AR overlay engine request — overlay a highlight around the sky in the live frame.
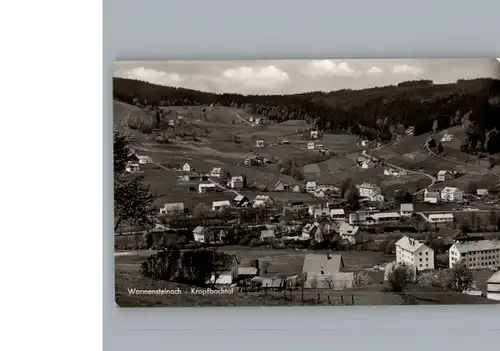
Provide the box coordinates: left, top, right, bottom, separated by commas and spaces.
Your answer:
114, 58, 500, 95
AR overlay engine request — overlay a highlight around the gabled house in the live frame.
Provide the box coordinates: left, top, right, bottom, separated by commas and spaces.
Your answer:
273, 181, 289, 192
396, 236, 435, 272
125, 162, 140, 173
310, 130, 319, 139
182, 162, 191, 172
253, 195, 274, 208
260, 227, 276, 241
198, 183, 217, 193
306, 181, 317, 192
424, 189, 440, 203
437, 170, 454, 182
210, 167, 226, 178
212, 200, 231, 211
136, 155, 153, 164
193, 226, 208, 243
330, 208, 346, 222
307, 142, 315, 150
159, 202, 185, 215
337, 222, 360, 244
233, 194, 250, 207
229, 176, 244, 189
440, 187, 464, 202
400, 203, 414, 217
357, 183, 382, 199
256, 140, 265, 148
302, 222, 324, 242
292, 184, 304, 192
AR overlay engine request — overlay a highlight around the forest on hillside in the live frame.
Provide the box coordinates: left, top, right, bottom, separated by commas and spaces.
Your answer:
113, 77, 500, 154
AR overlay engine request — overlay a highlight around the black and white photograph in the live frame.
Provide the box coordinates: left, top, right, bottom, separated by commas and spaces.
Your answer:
113, 58, 500, 307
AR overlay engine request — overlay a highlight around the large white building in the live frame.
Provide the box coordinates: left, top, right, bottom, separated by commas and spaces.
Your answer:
395, 236, 435, 272
428, 213, 454, 223
486, 271, 500, 301
449, 240, 500, 269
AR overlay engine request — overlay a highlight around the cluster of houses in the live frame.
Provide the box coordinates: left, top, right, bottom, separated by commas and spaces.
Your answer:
124, 152, 153, 173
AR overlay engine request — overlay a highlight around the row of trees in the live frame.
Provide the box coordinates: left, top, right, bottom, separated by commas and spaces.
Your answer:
114, 77, 500, 153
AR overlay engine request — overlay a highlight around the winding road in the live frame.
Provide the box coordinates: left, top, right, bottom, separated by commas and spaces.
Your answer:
425, 137, 500, 183
362, 147, 436, 195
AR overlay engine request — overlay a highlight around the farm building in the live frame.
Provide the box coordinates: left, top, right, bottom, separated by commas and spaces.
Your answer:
310, 130, 319, 139
229, 176, 244, 189
440, 187, 464, 202
136, 155, 153, 164
400, 203, 414, 217
182, 162, 191, 172
313, 208, 330, 219
307, 142, 315, 150
306, 181, 317, 192
486, 271, 500, 301
198, 183, 217, 193
337, 222, 359, 244
428, 213, 454, 223
255, 140, 265, 148
208, 256, 239, 285
125, 162, 140, 173
253, 195, 274, 208
396, 236, 435, 272
212, 200, 231, 211
159, 202, 185, 215
302, 253, 353, 289
292, 184, 304, 192
449, 239, 500, 269
424, 189, 440, 203
237, 266, 259, 279
437, 170, 454, 182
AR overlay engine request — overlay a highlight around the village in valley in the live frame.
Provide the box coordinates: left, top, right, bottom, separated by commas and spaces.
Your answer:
113, 62, 500, 307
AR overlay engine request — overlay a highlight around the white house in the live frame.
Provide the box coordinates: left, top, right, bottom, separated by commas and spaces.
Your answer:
361, 140, 370, 147
253, 195, 274, 208
424, 189, 440, 203
437, 170, 454, 182
210, 167, 225, 178
449, 239, 500, 269
396, 236, 435, 272
256, 140, 265, 148
301, 223, 324, 242
330, 209, 346, 222
198, 183, 217, 193
260, 227, 276, 241
400, 203, 414, 217
212, 200, 231, 211
307, 142, 315, 150
428, 213, 454, 223
338, 222, 359, 244
477, 188, 489, 196
193, 226, 208, 243
182, 162, 191, 172
229, 176, 244, 189
440, 134, 454, 143
305, 181, 317, 192
440, 187, 464, 202
125, 162, 140, 173
136, 155, 153, 164
361, 160, 371, 169
310, 130, 319, 139
302, 253, 353, 289
159, 202, 184, 215
486, 271, 500, 301
357, 183, 382, 199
